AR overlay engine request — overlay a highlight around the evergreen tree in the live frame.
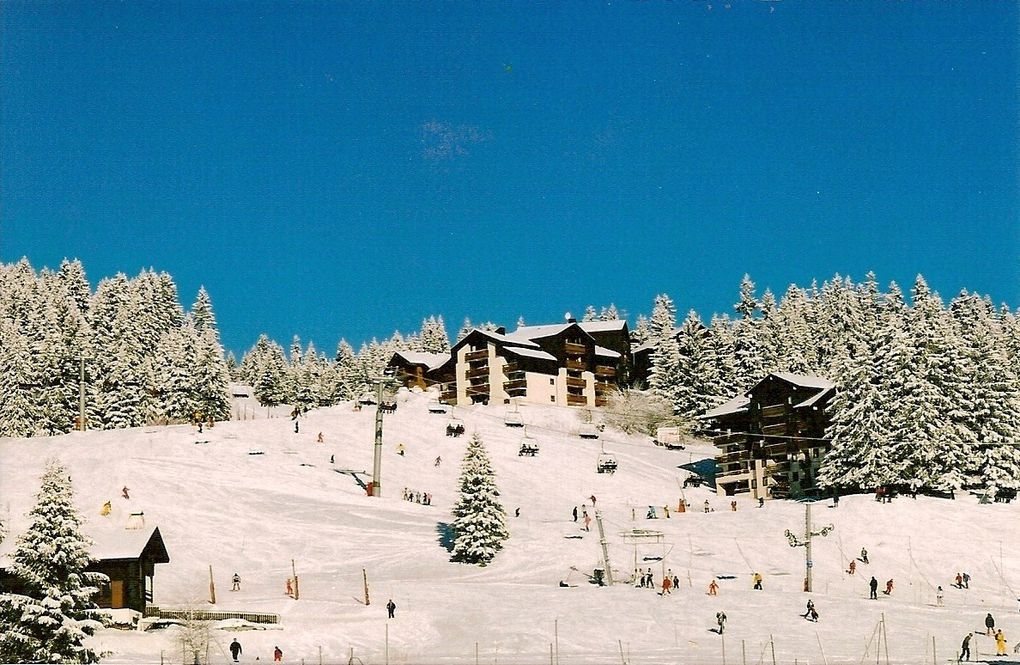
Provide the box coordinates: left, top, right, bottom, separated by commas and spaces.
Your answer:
0, 460, 105, 663
0, 319, 38, 437
457, 317, 473, 342
599, 304, 620, 321
648, 294, 676, 344
450, 433, 509, 566
671, 310, 720, 418
582, 305, 598, 322
419, 316, 451, 354
333, 339, 359, 402
190, 286, 219, 341
631, 314, 650, 346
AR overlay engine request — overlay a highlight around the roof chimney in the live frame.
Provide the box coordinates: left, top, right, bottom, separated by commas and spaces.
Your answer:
495, 326, 506, 335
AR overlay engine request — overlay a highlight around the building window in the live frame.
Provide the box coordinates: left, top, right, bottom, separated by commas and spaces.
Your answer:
751, 479, 757, 489
549, 378, 555, 385
550, 395, 556, 402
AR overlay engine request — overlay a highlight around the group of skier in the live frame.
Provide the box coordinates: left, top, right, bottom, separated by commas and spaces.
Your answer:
227, 640, 281, 663
402, 487, 432, 505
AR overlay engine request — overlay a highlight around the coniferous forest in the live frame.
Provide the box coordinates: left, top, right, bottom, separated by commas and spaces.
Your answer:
2, 258, 1018, 492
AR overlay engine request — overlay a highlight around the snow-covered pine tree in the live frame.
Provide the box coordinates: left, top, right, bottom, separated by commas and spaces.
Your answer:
631, 314, 650, 346
706, 314, 738, 400
419, 316, 451, 354
648, 294, 676, 344
0, 318, 38, 437
599, 304, 620, 321
949, 292, 1020, 491
333, 339, 358, 402
582, 305, 598, 322
57, 259, 91, 315
0, 460, 105, 664
189, 286, 219, 342
192, 327, 231, 421
252, 338, 289, 407
731, 276, 764, 392
671, 310, 720, 418
450, 433, 509, 566
457, 317, 473, 342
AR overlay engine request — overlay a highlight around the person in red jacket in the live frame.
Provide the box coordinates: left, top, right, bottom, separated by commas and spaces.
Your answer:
274, 646, 283, 661
661, 575, 672, 595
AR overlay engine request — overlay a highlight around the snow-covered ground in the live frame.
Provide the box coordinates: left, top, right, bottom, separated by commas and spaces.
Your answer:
1, 389, 1018, 664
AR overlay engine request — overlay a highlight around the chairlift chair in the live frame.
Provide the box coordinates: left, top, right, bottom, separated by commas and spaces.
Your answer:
446, 418, 466, 437
579, 423, 600, 439
518, 430, 540, 457
427, 399, 448, 414
597, 452, 618, 474
504, 410, 524, 427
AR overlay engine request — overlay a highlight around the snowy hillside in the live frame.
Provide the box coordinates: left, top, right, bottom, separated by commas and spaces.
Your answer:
1, 390, 1018, 665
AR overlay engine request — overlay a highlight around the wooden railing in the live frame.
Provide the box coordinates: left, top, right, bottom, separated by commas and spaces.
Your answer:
760, 404, 787, 419
594, 396, 608, 407
503, 379, 527, 391
465, 366, 489, 379
594, 381, 613, 394
594, 365, 616, 377
565, 359, 586, 371
464, 349, 488, 362
144, 607, 279, 624
566, 394, 588, 407
440, 391, 457, 403
502, 363, 519, 374
565, 376, 586, 389
465, 384, 489, 395
761, 422, 787, 436
563, 342, 587, 355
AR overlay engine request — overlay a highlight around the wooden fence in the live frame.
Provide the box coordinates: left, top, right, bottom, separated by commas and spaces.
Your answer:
143, 606, 279, 624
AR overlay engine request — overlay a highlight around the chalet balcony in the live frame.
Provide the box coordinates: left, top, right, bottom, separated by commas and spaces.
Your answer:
565, 359, 586, 371
440, 390, 457, 403
503, 379, 527, 391
566, 394, 588, 407
465, 384, 490, 396
464, 349, 488, 362
594, 396, 608, 407
760, 404, 787, 419
563, 342, 587, 356
594, 365, 616, 378
502, 363, 519, 375
761, 422, 788, 436
465, 366, 490, 379
565, 376, 586, 389
717, 451, 750, 466
594, 381, 613, 394
710, 433, 747, 447
506, 386, 527, 397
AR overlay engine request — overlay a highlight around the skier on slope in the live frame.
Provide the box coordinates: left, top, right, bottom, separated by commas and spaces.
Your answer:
802, 599, 815, 619
716, 611, 727, 634
869, 576, 878, 600
387, 598, 396, 619
708, 579, 719, 596
231, 573, 241, 591
985, 612, 995, 636
860, 547, 869, 564
229, 639, 242, 662
848, 560, 856, 575
274, 646, 283, 662
661, 575, 672, 595
884, 579, 894, 595
752, 572, 763, 590
995, 629, 1008, 656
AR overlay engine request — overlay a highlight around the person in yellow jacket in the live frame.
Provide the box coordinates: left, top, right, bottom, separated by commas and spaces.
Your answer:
100, 501, 112, 517
752, 572, 763, 590
996, 629, 1008, 656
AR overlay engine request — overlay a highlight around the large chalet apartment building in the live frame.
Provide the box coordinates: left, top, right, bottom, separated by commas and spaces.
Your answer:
698, 372, 834, 500
389, 319, 630, 409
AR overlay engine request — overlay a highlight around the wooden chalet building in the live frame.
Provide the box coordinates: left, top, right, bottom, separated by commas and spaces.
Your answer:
390, 319, 630, 408
0, 525, 170, 614
698, 373, 834, 500
388, 350, 454, 390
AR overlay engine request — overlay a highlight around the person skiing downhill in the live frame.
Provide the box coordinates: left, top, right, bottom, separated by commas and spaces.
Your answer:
752, 572, 763, 590
936, 585, 944, 607
716, 611, 727, 634
802, 599, 815, 619
229, 639, 242, 662
661, 575, 672, 595
959, 633, 972, 661
956, 572, 964, 588
709, 580, 719, 596
848, 560, 856, 575
122, 486, 130, 500
962, 572, 970, 588
231, 573, 241, 591
860, 547, 869, 564
884, 579, 894, 595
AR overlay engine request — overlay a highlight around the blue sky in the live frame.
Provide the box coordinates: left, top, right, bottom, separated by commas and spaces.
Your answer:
2, 1, 1017, 356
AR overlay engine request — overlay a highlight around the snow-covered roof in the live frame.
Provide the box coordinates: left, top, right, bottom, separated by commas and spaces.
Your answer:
89, 525, 169, 562
767, 373, 834, 391
0, 526, 169, 569
593, 345, 620, 359
578, 320, 628, 333
504, 323, 576, 342
464, 328, 541, 349
795, 386, 835, 409
504, 347, 557, 362
698, 395, 750, 419
391, 350, 450, 371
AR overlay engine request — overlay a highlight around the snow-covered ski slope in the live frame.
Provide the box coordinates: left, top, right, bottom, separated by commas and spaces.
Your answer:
1, 389, 1018, 664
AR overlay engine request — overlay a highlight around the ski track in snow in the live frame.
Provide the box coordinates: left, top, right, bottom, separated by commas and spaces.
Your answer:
1, 390, 1018, 664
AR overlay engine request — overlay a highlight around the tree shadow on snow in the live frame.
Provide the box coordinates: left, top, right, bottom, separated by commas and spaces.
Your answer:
436, 522, 455, 553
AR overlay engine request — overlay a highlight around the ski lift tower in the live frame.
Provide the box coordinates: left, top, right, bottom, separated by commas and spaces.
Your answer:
784, 500, 833, 592
370, 371, 397, 497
